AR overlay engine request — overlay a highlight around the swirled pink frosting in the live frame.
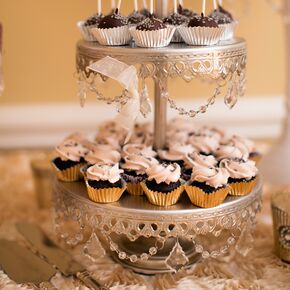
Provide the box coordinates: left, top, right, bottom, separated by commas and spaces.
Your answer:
198, 126, 226, 141
55, 138, 89, 162
191, 165, 230, 189
215, 144, 249, 161
158, 144, 194, 161
220, 159, 258, 180
122, 144, 157, 158
188, 135, 220, 154
229, 135, 255, 153
146, 163, 181, 185
85, 144, 121, 165
166, 130, 189, 146
86, 163, 123, 183
122, 154, 158, 175
95, 135, 121, 150
185, 152, 217, 169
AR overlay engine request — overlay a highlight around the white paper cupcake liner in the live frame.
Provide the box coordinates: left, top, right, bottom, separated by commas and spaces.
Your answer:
129, 26, 176, 48
178, 26, 225, 46
91, 26, 132, 46
219, 21, 238, 41
77, 21, 98, 42
171, 28, 184, 43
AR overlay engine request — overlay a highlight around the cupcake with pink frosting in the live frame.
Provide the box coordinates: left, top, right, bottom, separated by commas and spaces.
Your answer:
121, 143, 157, 159
52, 136, 89, 182
121, 154, 158, 196
85, 163, 126, 203
142, 162, 183, 207
184, 164, 230, 208
183, 152, 218, 181
220, 159, 258, 196
215, 143, 249, 161
187, 134, 220, 155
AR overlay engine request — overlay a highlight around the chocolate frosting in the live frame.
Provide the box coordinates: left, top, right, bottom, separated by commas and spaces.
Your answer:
98, 9, 128, 29
188, 14, 218, 28
163, 13, 188, 26
128, 11, 146, 24
136, 16, 167, 31
84, 14, 103, 26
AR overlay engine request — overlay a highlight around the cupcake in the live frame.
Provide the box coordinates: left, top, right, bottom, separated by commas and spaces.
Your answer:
163, 12, 188, 42
230, 135, 262, 163
129, 15, 176, 48
91, 9, 131, 46
158, 143, 194, 166
215, 144, 249, 161
166, 130, 189, 147
220, 159, 258, 196
85, 144, 121, 166
177, 4, 197, 18
122, 143, 157, 158
209, 8, 237, 40
77, 14, 103, 42
121, 154, 158, 195
183, 152, 217, 181
187, 134, 220, 155
85, 163, 126, 203
184, 165, 230, 208
128, 11, 146, 25
178, 13, 225, 46
142, 163, 183, 207
52, 137, 89, 182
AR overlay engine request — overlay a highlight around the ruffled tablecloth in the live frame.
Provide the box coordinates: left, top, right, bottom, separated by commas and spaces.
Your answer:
0, 150, 290, 290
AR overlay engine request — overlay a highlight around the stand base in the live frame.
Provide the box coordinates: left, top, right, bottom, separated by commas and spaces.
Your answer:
111, 237, 200, 274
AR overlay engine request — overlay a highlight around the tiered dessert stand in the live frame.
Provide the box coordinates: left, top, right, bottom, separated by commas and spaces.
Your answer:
53, 4, 263, 274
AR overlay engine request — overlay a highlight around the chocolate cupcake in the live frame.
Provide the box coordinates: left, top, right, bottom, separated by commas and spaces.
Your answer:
142, 163, 183, 207
85, 163, 126, 203
129, 15, 176, 47
220, 159, 258, 196
183, 152, 217, 181
91, 9, 131, 46
128, 11, 146, 25
184, 165, 230, 208
215, 144, 249, 162
158, 143, 194, 166
77, 14, 103, 42
210, 8, 237, 40
177, 4, 197, 18
163, 12, 188, 42
51, 137, 89, 182
178, 13, 225, 46
121, 154, 158, 195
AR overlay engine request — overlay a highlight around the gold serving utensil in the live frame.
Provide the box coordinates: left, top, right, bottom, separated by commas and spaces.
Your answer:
16, 222, 109, 290
0, 239, 57, 288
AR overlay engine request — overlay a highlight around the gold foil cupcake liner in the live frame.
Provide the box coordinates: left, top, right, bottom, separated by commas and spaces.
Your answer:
77, 21, 98, 42
184, 185, 230, 208
126, 182, 144, 196
91, 26, 132, 46
249, 154, 262, 164
51, 162, 84, 182
229, 177, 257, 196
178, 26, 225, 46
141, 182, 183, 207
129, 26, 176, 48
85, 179, 126, 203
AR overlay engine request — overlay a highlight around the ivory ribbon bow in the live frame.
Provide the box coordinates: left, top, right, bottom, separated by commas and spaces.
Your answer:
88, 56, 151, 142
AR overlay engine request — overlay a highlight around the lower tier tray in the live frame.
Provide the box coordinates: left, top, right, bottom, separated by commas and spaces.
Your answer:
53, 178, 263, 274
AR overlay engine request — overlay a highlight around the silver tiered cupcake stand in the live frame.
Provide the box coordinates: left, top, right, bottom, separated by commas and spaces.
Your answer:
53, 35, 263, 273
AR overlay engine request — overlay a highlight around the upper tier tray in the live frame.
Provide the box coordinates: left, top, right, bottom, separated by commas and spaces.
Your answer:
76, 38, 246, 81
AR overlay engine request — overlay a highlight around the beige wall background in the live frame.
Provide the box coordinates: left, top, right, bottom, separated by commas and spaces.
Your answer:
0, 0, 286, 105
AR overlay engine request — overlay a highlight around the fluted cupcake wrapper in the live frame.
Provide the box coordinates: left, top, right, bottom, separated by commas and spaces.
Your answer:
85, 179, 126, 203
229, 177, 257, 196
178, 26, 225, 46
77, 21, 98, 42
141, 182, 183, 207
184, 185, 230, 208
129, 26, 176, 48
171, 28, 184, 43
219, 21, 238, 41
126, 182, 144, 196
51, 162, 85, 182
249, 155, 262, 164
91, 26, 132, 46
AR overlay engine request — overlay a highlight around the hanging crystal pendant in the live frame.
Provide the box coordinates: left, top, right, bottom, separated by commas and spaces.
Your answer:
224, 78, 238, 109
165, 240, 189, 273
235, 222, 255, 257
83, 232, 106, 262
139, 82, 152, 117
77, 78, 90, 107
